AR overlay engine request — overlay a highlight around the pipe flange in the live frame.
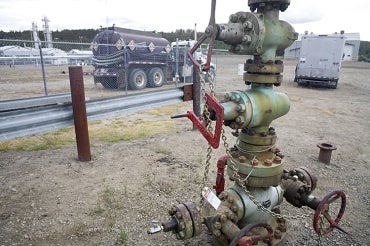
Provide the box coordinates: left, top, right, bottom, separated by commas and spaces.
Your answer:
166, 202, 202, 240
248, 0, 291, 12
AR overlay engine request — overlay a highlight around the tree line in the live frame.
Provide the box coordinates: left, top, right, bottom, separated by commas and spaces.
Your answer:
1, 28, 369, 61
359, 41, 370, 62
0, 28, 228, 50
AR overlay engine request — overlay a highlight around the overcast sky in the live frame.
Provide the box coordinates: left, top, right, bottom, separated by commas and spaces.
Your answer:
0, 0, 368, 41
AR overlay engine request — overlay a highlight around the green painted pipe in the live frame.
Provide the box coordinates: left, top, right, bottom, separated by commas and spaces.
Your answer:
222, 84, 290, 132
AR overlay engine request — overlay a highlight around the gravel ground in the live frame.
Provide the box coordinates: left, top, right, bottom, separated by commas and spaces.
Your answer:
0, 56, 369, 245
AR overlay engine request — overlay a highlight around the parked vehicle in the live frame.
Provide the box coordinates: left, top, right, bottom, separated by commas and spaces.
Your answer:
91, 26, 215, 90
294, 34, 346, 89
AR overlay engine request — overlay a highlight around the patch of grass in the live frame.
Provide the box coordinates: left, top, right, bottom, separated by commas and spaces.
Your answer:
88, 204, 105, 216
117, 227, 128, 245
0, 107, 184, 151
90, 119, 177, 143
145, 102, 189, 117
154, 147, 171, 155
0, 127, 75, 151
108, 217, 117, 228
101, 180, 115, 207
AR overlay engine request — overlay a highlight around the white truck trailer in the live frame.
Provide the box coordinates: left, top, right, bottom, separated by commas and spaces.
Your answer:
294, 34, 346, 89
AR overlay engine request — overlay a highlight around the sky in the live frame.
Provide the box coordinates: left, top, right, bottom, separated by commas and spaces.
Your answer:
0, 0, 369, 41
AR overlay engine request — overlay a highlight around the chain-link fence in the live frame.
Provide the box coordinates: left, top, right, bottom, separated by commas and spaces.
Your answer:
0, 38, 223, 101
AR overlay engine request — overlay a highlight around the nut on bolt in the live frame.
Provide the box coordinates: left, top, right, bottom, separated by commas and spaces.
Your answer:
168, 206, 177, 215
264, 159, 272, 166
213, 221, 222, 230
274, 229, 282, 239
273, 156, 282, 164
238, 155, 247, 163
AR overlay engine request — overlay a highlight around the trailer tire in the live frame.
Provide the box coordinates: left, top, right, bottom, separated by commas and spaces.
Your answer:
331, 81, 338, 89
129, 69, 147, 90
99, 77, 118, 89
148, 67, 165, 88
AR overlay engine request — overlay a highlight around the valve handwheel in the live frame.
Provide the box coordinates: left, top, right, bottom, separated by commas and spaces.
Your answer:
313, 190, 347, 235
229, 222, 274, 246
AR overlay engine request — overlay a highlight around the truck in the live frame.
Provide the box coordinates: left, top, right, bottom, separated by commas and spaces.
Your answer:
91, 26, 215, 90
294, 34, 346, 89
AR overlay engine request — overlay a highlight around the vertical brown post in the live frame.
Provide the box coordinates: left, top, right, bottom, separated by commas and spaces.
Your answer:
192, 65, 201, 130
69, 66, 91, 161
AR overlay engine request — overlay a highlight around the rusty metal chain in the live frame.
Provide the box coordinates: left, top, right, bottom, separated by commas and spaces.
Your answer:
220, 120, 312, 221
231, 159, 311, 220
197, 66, 312, 220
192, 67, 217, 208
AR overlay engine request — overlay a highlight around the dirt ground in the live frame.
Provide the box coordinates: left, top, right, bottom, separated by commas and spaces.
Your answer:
0, 56, 369, 246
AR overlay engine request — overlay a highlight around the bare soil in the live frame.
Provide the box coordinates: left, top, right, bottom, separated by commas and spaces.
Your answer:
0, 56, 369, 245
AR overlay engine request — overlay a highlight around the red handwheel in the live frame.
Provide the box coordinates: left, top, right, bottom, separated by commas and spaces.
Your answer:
313, 190, 347, 235
229, 222, 274, 246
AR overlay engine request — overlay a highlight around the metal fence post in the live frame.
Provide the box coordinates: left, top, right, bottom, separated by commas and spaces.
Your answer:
192, 63, 201, 130
38, 40, 48, 96
69, 66, 91, 162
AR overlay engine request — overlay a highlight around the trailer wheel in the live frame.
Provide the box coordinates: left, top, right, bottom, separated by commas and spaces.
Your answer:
129, 69, 147, 90
148, 67, 165, 87
99, 77, 118, 89
330, 80, 338, 89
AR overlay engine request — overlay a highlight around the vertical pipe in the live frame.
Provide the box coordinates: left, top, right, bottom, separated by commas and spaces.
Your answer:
175, 38, 179, 86
38, 41, 48, 96
192, 64, 201, 130
69, 66, 91, 162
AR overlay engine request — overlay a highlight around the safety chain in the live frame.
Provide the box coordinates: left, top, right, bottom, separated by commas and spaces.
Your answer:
220, 113, 311, 221
196, 66, 312, 221
227, 144, 312, 220
194, 67, 216, 208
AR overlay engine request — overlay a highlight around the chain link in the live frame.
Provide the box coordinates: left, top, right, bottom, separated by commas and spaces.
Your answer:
196, 67, 311, 221
218, 97, 311, 221
192, 67, 216, 208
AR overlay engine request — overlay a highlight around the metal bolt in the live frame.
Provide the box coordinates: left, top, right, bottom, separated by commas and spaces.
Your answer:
214, 230, 221, 237
168, 206, 177, 215
235, 116, 245, 124
230, 14, 238, 23
274, 229, 282, 239
273, 156, 282, 164
228, 197, 234, 203
278, 222, 287, 232
219, 191, 228, 200
220, 214, 227, 223
230, 122, 237, 130
213, 221, 222, 230
231, 94, 240, 102
276, 152, 285, 158
244, 21, 253, 30
252, 159, 259, 166
238, 156, 247, 163
178, 230, 185, 239
224, 93, 231, 101
175, 211, 182, 219
264, 159, 272, 166
231, 205, 238, 213
230, 214, 238, 222
231, 150, 239, 158
242, 35, 252, 44
236, 104, 246, 112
